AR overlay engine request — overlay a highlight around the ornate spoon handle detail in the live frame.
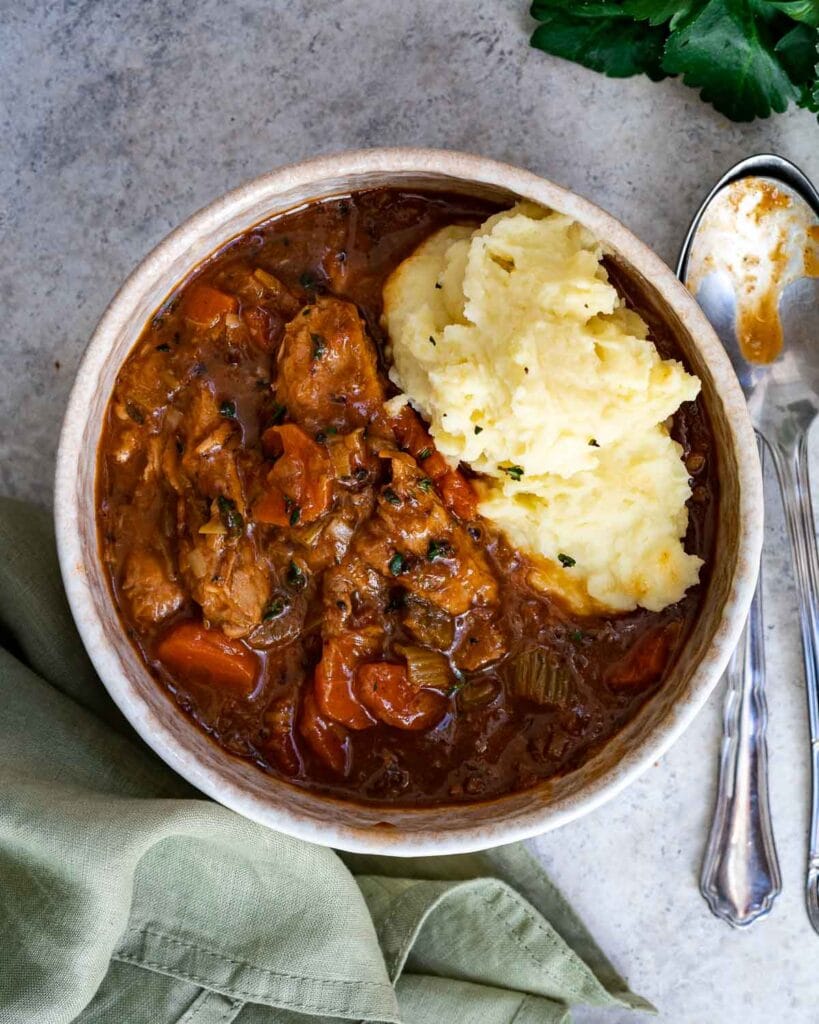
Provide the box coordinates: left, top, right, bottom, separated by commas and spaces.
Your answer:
769, 428, 819, 933
700, 434, 781, 926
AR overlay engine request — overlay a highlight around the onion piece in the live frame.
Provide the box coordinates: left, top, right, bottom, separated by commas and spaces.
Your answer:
187, 548, 208, 579
195, 421, 233, 456
394, 643, 452, 692
198, 499, 228, 536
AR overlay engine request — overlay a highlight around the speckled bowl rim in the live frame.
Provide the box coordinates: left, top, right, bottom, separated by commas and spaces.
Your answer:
55, 148, 762, 855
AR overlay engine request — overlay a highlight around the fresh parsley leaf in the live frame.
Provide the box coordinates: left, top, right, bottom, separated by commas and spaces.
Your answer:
558, 552, 576, 568
768, 0, 819, 27
661, 0, 800, 120
530, 3, 669, 79
775, 21, 819, 106
531, 0, 625, 14
529, 0, 819, 121
623, 0, 697, 25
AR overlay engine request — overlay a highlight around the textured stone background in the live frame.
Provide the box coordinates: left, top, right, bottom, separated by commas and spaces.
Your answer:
3, 2, 819, 1020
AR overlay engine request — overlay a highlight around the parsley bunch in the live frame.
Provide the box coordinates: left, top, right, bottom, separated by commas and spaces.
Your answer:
530, 0, 819, 121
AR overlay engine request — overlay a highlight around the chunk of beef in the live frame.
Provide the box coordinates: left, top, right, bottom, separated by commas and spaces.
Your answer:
358, 459, 498, 616
163, 380, 270, 638
275, 297, 384, 434
178, 529, 270, 639
120, 548, 185, 629
453, 608, 508, 671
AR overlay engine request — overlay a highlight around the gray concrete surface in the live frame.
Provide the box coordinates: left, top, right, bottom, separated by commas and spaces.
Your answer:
3, 2, 819, 1021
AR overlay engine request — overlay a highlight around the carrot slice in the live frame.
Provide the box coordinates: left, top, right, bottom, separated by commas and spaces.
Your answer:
607, 624, 680, 688
357, 662, 448, 731
254, 424, 333, 526
389, 406, 448, 480
181, 284, 238, 327
300, 690, 350, 774
314, 635, 377, 730
253, 488, 289, 526
438, 470, 478, 521
156, 621, 258, 696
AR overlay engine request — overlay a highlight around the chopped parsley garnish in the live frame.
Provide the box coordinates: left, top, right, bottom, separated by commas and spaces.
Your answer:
299, 271, 317, 290
263, 596, 290, 620
383, 487, 401, 506
427, 539, 454, 561
428, 335, 437, 346
417, 447, 432, 461
219, 400, 237, 419
418, 477, 433, 493
389, 552, 408, 576
500, 464, 524, 481
286, 561, 306, 589
289, 504, 301, 526
558, 553, 576, 569
570, 629, 585, 643
269, 403, 287, 425
155, 343, 171, 352
217, 495, 244, 536
474, 425, 483, 435
310, 333, 326, 359
589, 438, 600, 447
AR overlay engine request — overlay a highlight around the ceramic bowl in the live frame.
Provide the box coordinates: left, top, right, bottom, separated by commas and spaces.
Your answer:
54, 148, 762, 854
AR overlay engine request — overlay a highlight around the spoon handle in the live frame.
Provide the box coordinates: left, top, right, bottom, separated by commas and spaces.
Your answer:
700, 434, 781, 926
769, 430, 819, 933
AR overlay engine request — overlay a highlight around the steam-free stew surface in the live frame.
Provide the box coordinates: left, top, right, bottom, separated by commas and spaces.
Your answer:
97, 189, 717, 805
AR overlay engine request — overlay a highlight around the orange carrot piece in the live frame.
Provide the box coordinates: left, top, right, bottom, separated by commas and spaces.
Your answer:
253, 488, 289, 526
156, 621, 258, 696
607, 624, 679, 688
300, 690, 350, 775
357, 662, 447, 731
389, 406, 448, 480
314, 635, 377, 730
181, 284, 239, 326
254, 424, 333, 526
438, 470, 478, 521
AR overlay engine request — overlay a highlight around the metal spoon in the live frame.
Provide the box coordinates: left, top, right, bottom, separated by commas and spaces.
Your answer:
678, 153, 819, 929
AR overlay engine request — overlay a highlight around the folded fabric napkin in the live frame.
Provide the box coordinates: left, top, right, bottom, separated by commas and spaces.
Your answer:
0, 497, 653, 1023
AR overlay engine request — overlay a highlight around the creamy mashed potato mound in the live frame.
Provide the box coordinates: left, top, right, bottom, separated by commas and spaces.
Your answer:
382, 203, 703, 613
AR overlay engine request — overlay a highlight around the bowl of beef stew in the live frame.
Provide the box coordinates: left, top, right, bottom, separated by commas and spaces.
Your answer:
55, 149, 761, 853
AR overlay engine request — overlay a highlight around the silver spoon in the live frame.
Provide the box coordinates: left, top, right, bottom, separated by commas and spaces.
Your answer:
678, 154, 819, 929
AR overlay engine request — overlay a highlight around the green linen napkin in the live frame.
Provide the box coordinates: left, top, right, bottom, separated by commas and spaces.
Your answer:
0, 496, 653, 1024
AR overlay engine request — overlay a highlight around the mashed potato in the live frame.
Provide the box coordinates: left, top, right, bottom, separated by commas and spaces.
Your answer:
382, 203, 703, 614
